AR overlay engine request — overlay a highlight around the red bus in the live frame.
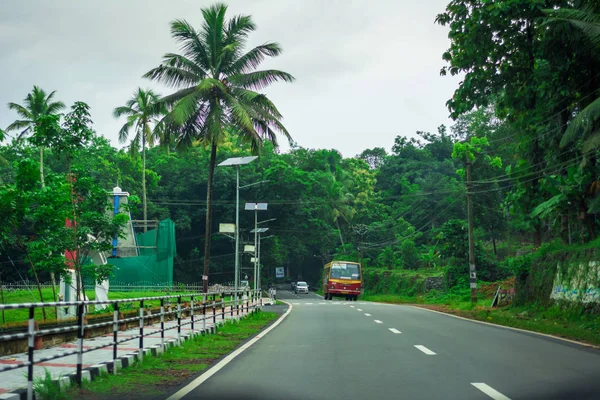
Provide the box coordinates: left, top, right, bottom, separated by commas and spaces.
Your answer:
322, 260, 362, 301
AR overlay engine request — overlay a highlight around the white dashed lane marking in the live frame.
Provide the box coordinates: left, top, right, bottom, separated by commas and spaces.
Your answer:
364, 313, 371, 316
374, 320, 383, 324
388, 328, 401, 334
350, 306, 355, 308
471, 383, 511, 400
414, 345, 436, 355
357, 309, 362, 311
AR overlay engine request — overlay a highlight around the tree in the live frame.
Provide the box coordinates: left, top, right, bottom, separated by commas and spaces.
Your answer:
0, 159, 72, 319
4, 86, 65, 186
113, 88, 165, 231
357, 147, 387, 169
144, 3, 294, 291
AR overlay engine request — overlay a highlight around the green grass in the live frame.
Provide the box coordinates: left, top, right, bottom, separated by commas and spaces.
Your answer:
66, 311, 278, 399
33, 369, 69, 400
361, 291, 600, 346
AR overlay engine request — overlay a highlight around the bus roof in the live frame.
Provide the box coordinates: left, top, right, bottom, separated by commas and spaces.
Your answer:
324, 260, 360, 266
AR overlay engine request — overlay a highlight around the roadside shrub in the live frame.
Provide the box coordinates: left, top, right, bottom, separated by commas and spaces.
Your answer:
399, 240, 420, 270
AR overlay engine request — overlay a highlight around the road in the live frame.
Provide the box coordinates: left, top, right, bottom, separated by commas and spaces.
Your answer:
177, 287, 600, 400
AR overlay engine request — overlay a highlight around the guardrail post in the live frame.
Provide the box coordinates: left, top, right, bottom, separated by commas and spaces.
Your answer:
230, 292, 234, 317
212, 297, 216, 324
76, 303, 85, 388
139, 300, 144, 361
113, 302, 119, 375
236, 292, 240, 316
202, 297, 206, 332
190, 296, 195, 337
160, 298, 165, 350
177, 296, 182, 344
27, 306, 34, 400
221, 295, 225, 321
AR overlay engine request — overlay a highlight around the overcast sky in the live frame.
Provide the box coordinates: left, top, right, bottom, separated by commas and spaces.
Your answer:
0, 0, 461, 157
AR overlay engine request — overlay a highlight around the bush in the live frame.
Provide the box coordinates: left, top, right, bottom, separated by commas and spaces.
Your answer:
400, 240, 420, 270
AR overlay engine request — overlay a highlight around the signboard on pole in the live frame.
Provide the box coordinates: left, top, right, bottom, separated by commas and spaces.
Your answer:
219, 223, 235, 233
275, 267, 284, 279
244, 245, 255, 253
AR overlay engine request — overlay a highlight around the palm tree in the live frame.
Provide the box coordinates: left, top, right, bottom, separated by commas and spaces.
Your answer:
144, 3, 294, 292
5, 86, 65, 185
113, 88, 165, 231
545, 3, 600, 153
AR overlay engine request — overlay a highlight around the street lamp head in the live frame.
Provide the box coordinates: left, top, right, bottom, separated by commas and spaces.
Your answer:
217, 156, 258, 167
244, 202, 268, 211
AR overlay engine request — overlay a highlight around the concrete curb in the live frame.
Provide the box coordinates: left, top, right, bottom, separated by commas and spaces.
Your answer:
6, 322, 231, 400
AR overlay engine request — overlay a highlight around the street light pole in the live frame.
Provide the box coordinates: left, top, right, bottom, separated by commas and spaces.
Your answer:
245, 203, 268, 297
254, 209, 258, 293
217, 156, 257, 306
234, 165, 240, 306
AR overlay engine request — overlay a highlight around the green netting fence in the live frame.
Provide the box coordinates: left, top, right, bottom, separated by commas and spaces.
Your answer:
108, 218, 175, 286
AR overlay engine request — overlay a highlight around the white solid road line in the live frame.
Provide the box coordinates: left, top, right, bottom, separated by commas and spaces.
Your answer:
365, 313, 371, 316
166, 303, 294, 400
471, 383, 511, 400
319, 302, 326, 305
388, 328, 401, 334
414, 345, 436, 355
306, 303, 313, 305
357, 308, 362, 311
374, 320, 383, 324
409, 305, 598, 349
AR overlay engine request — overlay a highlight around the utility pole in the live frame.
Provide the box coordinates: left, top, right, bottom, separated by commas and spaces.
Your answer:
466, 154, 477, 303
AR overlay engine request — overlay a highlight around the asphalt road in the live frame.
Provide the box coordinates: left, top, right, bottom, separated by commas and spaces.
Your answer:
179, 288, 600, 400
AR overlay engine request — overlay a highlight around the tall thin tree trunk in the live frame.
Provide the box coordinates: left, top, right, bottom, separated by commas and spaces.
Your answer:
335, 219, 345, 246
202, 143, 218, 293
142, 135, 148, 233
39, 146, 45, 186
25, 252, 47, 320
42, 148, 59, 315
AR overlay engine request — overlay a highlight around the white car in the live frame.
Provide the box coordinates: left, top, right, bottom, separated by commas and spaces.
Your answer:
295, 281, 309, 294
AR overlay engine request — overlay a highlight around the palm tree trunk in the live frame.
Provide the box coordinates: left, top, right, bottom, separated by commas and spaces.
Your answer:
39, 146, 45, 186
202, 142, 218, 293
335, 219, 345, 246
142, 135, 148, 233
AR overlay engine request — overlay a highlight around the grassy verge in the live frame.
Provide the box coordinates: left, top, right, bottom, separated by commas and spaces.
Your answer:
361, 291, 600, 346
65, 311, 279, 399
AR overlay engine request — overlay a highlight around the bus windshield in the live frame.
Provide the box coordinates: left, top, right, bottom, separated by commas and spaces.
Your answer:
330, 263, 360, 280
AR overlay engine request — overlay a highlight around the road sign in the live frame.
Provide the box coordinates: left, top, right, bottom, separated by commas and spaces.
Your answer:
275, 267, 284, 278
219, 223, 235, 233
244, 245, 255, 252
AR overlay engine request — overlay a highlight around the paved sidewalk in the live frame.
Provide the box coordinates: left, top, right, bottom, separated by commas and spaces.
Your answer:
0, 300, 265, 396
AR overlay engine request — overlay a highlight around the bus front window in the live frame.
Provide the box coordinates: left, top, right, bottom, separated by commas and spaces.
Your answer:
331, 263, 359, 279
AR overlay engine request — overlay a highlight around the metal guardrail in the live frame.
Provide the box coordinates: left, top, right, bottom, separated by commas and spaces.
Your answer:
0, 281, 235, 292
0, 289, 262, 400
